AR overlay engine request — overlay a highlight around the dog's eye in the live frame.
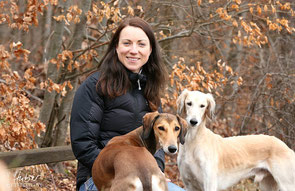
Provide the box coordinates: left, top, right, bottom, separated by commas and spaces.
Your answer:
200, 104, 205, 108
158, 126, 165, 131
187, 102, 192, 106
175, 126, 180, 131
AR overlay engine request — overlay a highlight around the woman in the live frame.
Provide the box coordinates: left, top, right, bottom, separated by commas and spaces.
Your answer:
70, 17, 185, 191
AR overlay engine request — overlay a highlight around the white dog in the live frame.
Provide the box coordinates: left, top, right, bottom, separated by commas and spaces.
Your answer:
177, 89, 295, 191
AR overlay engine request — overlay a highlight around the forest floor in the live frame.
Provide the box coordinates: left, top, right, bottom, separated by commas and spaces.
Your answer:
12, 155, 260, 191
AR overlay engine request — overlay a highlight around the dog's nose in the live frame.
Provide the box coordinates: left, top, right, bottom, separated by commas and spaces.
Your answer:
168, 145, 177, 154
190, 119, 198, 126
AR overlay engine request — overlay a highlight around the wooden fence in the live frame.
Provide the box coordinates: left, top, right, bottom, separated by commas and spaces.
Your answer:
0, 145, 75, 168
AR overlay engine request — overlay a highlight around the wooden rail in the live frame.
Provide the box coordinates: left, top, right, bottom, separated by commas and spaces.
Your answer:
0, 145, 76, 169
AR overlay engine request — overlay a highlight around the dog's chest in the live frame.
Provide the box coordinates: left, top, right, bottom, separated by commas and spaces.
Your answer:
178, 145, 204, 189
178, 141, 205, 166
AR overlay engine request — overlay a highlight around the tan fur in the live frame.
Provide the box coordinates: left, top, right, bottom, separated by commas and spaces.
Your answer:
177, 89, 295, 191
92, 111, 187, 191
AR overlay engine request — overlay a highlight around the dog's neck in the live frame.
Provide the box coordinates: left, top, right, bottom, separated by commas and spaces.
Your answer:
187, 119, 221, 146
186, 120, 208, 141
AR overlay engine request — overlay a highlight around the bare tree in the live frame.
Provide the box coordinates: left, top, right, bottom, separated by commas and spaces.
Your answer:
39, 0, 70, 147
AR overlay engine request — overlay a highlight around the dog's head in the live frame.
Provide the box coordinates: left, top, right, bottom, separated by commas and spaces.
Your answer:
177, 89, 215, 127
142, 111, 187, 155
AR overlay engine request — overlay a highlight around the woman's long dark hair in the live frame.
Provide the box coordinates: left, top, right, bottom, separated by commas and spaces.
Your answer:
97, 17, 168, 111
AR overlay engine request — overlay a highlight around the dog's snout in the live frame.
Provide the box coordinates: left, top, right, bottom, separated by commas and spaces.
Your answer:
168, 145, 178, 154
190, 119, 198, 126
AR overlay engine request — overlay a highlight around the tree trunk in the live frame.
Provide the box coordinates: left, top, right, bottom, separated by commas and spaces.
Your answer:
53, 0, 92, 147
38, 0, 69, 147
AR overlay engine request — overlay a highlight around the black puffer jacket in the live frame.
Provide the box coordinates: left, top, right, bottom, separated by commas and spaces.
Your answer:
70, 71, 165, 190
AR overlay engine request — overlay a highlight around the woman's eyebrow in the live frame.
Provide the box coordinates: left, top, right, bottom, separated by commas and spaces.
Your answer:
138, 39, 149, 42
121, 39, 149, 42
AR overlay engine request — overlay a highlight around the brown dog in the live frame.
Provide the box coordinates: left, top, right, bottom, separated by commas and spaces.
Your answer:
92, 111, 187, 191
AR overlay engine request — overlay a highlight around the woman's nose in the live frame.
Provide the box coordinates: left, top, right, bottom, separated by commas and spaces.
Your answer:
130, 44, 139, 54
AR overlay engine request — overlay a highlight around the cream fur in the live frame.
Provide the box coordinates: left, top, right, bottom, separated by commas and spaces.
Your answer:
177, 89, 295, 191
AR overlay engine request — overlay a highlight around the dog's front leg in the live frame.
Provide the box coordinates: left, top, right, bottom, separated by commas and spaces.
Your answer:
203, 180, 218, 191
202, 167, 218, 191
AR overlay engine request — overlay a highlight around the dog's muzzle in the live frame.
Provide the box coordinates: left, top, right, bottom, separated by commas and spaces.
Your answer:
189, 119, 198, 126
168, 145, 178, 154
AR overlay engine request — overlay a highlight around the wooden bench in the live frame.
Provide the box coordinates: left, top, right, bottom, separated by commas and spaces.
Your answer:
0, 145, 75, 168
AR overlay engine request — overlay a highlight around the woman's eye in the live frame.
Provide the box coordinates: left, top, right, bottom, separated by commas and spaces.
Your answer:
187, 102, 192, 106
139, 43, 146, 47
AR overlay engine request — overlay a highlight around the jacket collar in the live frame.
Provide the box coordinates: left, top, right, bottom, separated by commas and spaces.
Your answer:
127, 69, 147, 90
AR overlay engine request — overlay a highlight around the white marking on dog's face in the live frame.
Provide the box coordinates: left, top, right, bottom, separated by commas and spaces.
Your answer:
184, 91, 209, 127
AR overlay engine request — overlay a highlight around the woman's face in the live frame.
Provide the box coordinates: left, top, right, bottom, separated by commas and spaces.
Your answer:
116, 26, 152, 73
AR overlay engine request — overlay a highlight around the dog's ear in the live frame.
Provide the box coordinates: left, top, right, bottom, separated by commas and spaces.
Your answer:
177, 89, 189, 115
177, 115, 188, 145
206, 93, 216, 120
142, 111, 160, 139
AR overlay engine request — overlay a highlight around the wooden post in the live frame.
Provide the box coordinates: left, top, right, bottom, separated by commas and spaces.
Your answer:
0, 145, 76, 169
